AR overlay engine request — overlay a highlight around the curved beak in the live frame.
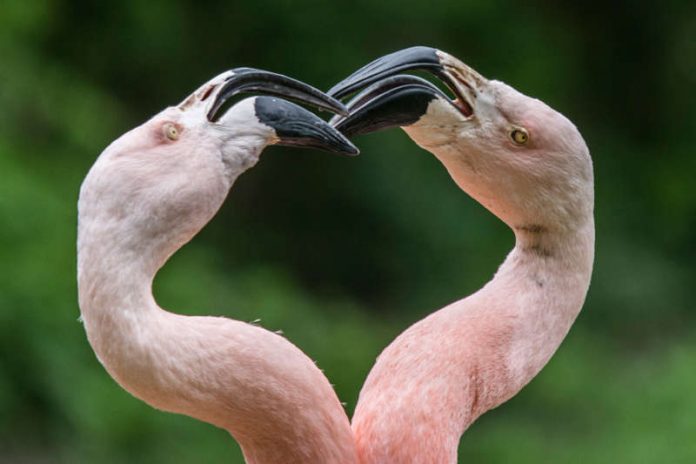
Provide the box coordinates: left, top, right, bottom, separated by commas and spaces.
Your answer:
329, 75, 451, 137
207, 68, 349, 121
254, 96, 358, 154
328, 46, 486, 137
328, 46, 449, 99
181, 67, 357, 155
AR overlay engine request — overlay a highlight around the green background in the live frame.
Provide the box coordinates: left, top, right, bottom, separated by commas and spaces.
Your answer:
1, 0, 694, 462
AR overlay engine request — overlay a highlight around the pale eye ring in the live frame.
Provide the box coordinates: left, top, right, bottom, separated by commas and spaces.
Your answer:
510, 127, 529, 145
163, 123, 180, 141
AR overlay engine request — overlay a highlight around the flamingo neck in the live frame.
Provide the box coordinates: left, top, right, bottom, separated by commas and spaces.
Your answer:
352, 213, 594, 464
77, 207, 357, 464
495, 218, 594, 392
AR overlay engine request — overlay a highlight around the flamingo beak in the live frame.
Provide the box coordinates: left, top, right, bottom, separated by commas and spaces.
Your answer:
207, 68, 349, 121
253, 95, 359, 155
327, 46, 485, 137
180, 68, 358, 155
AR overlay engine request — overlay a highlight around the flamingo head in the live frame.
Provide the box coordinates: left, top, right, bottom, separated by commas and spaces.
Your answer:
330, 47, 592, 231
78, 69, 356, 267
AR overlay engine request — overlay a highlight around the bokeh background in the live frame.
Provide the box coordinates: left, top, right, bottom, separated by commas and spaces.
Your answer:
1, 0, 694, 462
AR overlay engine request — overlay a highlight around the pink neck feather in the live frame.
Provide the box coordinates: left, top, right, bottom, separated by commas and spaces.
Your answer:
351, 216, 594, 463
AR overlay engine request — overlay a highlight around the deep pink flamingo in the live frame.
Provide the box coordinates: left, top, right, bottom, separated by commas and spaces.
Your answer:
329, 46, 594, 463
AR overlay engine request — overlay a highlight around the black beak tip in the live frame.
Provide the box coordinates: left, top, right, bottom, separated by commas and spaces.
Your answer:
330, 77, 443, 138
328, 46, 444, 99
338, 141, 360, 156
208, 67, 351, 121
255, 96, 360, 156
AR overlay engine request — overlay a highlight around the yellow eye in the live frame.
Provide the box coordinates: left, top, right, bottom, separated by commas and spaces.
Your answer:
163, 123, 180, 141
510, 128, 529, 145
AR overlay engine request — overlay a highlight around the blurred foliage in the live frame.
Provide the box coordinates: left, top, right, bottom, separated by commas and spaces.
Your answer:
0, 0, 694, 462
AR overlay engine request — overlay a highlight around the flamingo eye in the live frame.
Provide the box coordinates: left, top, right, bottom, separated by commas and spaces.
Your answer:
510, 128, 529, 145
163, 123, 180, 141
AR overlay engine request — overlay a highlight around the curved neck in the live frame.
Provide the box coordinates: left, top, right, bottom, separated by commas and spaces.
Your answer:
77, 209, 357, 464
494, 217, 594, 392
352, 213, 594, 463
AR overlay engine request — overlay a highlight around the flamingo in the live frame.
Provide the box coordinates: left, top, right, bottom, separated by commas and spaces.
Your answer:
77, 68, 361, 463
329, 46, 594, 463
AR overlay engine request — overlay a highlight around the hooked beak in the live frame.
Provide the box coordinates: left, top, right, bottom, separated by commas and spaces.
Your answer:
181, 67, 358, 155
327, 46, 487, 137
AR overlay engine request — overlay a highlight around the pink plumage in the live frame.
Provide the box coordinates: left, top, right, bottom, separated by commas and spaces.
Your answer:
77, 49, 593, 463
331, 47, 594, 463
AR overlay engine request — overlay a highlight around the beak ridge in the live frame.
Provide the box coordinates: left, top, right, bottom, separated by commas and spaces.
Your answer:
328, 46, 445, 99
208, 68, 349, 122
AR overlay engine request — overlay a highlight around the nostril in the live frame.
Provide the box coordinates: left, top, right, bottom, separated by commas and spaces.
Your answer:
200, 84, 217, 102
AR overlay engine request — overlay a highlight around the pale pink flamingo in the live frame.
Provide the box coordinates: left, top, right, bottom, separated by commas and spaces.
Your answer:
329, 46, 594, 463
77, 68, 360, 463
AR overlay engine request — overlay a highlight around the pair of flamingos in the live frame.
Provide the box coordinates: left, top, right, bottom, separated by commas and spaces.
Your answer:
77, 47, 594, 463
